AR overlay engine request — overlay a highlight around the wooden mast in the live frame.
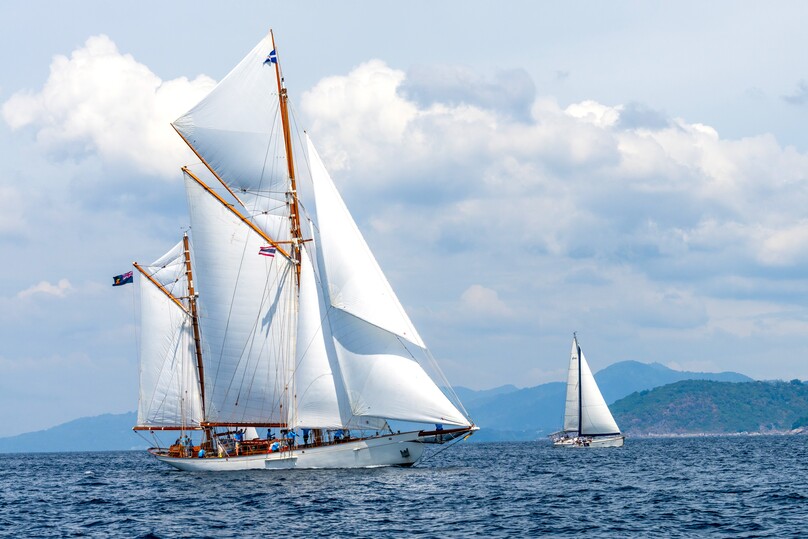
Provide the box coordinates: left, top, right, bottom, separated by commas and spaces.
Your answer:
270, 29, 303, 285
182, 233, 207, 425
269, 29, 302, 432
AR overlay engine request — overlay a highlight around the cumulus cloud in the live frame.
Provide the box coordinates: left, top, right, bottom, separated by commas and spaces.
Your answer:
616, 102, 669, 130
17, 279, 72, 299
5, 39, 808, 391
299, 57, 808, 349
2, 35, 215, 178
303, 60, 808, 268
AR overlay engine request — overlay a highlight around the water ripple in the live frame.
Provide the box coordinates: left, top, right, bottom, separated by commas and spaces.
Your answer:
1, 437, 806, 537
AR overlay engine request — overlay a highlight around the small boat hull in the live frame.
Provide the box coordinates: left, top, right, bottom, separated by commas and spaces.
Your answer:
150, 430, 429, 471
552, 434, 625, 448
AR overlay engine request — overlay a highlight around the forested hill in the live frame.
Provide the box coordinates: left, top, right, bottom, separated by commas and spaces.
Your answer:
612, 379, 808, 435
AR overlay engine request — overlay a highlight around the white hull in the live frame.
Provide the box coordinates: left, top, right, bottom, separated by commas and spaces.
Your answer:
552, 434, 625, 448
151, 431, 426, 471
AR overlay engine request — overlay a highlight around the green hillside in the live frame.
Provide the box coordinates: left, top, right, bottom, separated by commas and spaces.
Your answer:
612, 379, 808, 435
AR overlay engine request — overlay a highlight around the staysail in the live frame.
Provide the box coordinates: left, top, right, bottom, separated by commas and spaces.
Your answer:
291, 242, 347, 428
307, 135, 470, 427
136, 242, 203, 428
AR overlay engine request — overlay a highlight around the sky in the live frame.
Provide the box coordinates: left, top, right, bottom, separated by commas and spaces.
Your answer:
2, 1, 808, 435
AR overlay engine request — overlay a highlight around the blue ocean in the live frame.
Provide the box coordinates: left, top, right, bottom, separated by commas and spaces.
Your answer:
1, 436, 806, 538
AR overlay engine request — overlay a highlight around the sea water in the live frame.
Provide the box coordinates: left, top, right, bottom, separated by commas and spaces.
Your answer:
1, 436, 805, 538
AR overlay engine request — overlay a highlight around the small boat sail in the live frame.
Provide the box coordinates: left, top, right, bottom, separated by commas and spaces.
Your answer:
131, 29, 476, 471
550, 335, 624, 448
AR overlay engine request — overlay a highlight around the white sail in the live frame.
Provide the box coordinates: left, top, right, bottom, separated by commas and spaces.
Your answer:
136, 30, 479, 471
306, 135, 424, 347
328, 309, 470, 426
307, 135, 469, 427
562, 339, 580, 432
291, 243, 347, 428
184, 172, 296, 424
136, 242, 203, 427
579, 350, 621, 435
173, 34, 287, 203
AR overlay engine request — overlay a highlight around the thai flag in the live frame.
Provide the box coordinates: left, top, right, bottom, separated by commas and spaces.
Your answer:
259, 246, 276, 257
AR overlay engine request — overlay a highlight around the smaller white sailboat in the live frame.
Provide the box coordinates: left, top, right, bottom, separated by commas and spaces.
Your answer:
551, 335, 624, 448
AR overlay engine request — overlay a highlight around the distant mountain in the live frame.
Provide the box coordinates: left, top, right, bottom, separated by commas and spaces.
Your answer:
612, 379, 808, 435
0, 361, 768, 450
0, 412, 144, 453
463, 361, 752, 441
594, 360, 752, 405
453, 384, 519, 409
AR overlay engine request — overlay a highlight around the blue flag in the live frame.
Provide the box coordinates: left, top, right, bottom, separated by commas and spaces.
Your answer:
112, 271, 133, 286
263, 49, 277, 65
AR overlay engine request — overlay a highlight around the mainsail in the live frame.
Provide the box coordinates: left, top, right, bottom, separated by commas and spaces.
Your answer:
562, 337, 620, 436
184, 171, 296, 425
135, 30, 472, 444
136, 242, 203, 428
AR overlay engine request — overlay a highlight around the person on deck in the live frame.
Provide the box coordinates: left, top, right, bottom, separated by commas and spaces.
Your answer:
302, 428, 310, 446
286, 430, 297, 449
234, 429, 244, 455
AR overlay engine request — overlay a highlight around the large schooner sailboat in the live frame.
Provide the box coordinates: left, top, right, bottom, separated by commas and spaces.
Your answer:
550, 335, 624, 448
132, 30, 476, 471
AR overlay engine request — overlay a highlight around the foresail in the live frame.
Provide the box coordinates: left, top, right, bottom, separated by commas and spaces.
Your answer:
173, 34, 287, 204
291, 243, 347, 428
304, 135, 468, 426
327, 309, 470, 426
562, 339, 580, 432
137, 242, 203, 428
185, 173, 296, 425
306, 135, 425, 347
579, 351, 621, 435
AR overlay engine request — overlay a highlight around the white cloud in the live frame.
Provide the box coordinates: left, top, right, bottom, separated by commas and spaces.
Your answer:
296, 57, 808, 386
565, 100, 621, 128
17, 279, 72, 299
460, 285, 513, 318
2, 35, 215, 178
756, 221, 808, 266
